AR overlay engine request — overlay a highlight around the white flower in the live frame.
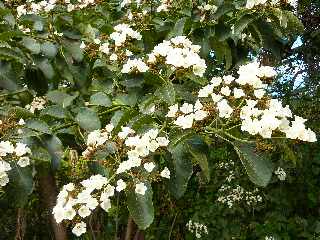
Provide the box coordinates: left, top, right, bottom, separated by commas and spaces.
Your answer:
166, 104, 179, 118
180, 103, 194, 114
100, 184, 115, 201
194, 110, 208, 121
174, 114, 194, 129
94, 38, 101, 44
53, 205, 65, 223
223, 75, 235, 84
72, 221, 87, 237
217, 99, 233, 118
116, 179, 127, 192
220, 86, 231, 96
156, 137, 169, 146
17, 156, 30, 167
144, 162, 156, 172
160, 167, 170, 179
0, 141, 15, 157
135, 182, 147, 195
198, 84, 214, 98
99, 43, 109, 54
105, 123, 114, 132
254, 89, 265, 99
63, 183, 75, 192
0, 160, 11, 172
100, 198, 111, 212
110, 53, 118, 61
274, 167, 286, 181
118, 127, 135, 139
211, 93, 223, 103
78, 205, 91, 218
18, 119, 25, 125
121, 58, 149, 73
64, 206, 76, 220
258, 66, 277, 78
0, 171, 9, 187
86, 130, 109, 147
233, 88, 245, 98
210, 77, 223, 87
80, 41, 86, 49
15, 143, 31, 156
86, 197, 99, 210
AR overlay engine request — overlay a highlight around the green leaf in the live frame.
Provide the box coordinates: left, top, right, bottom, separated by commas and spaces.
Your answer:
76, 107, 101, 131
26, 119, 51, 134
22, 37, 41, 54
38, 59, 55, 79
47, 90, 78, 107
40, 105, 67, 119
233, 142, 273, 187
41, 135, 64, 170
41, 42, 57, 58
127, 183, 154, 230
8, 106, 34, 119
90, 92, 112, 107
155, 82, 175, 105
167, 17, 187, 38
7, 167, 33, 207
188, 137, 210, 182
168, 139, 193, 198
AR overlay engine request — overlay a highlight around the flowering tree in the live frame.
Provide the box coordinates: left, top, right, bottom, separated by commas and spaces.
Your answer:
0, 0, 316, 239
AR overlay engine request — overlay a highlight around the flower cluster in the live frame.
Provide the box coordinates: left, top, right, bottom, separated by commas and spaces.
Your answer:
0, 141, 32, 187
240, 99, 316, 141
217, 184, 263, 208
16, 0, 56, 17
121, 58, 149, 73
246, 0, 297, 9
148, 36, 207, 77
16, 0, 100, 17
110, 24, 142, 47
52, 175, 112, 236
55, 126, 171, 236
116, 128, 169, 174
274, 167, 286, 181
25, 96, 47, 113
82, 123, 114, 158
156, 0, 173, 12
216, 159, 263, 208
166, 100, 208, 129
186, 220, 208, 239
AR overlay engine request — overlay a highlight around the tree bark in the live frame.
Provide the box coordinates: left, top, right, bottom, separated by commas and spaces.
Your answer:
124, 217, 134, 240
39, 172, 68, 240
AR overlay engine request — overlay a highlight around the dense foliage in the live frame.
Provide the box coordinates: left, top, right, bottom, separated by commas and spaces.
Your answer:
0, 0, 319, 239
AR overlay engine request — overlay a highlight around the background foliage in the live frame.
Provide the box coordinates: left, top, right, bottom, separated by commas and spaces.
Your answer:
0, 0, 319, 239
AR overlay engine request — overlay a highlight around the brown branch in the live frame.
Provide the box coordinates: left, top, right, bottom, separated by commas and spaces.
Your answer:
124, 217, 134, 240
15, 208, 26, 240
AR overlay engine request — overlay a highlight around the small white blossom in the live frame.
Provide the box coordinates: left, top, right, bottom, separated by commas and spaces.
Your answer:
135, 182, 147, 195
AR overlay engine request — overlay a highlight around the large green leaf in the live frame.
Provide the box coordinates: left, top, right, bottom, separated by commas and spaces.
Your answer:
40, 105, 68, 119
233, 142, 273, 187
155, 82, 175, 105
7, 167, 33, 207
188, 137, 210, 182
168, 138, 194, 198
126, 183, 154, 230
167, 17, 187, 38
41, 135, 64, 170
90, 92, 112, 107
22, 37, 41, 54
76, 107, 101, 131
26, 119, 51, 134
